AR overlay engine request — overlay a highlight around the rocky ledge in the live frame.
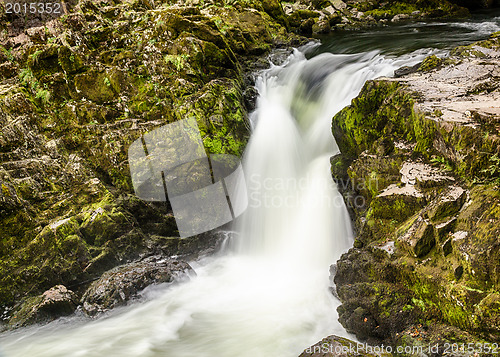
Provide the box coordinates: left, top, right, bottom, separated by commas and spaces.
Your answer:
331, 32, 500, 349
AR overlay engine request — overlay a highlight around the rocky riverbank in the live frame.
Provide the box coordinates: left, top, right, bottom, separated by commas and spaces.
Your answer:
330, 32, 500, 351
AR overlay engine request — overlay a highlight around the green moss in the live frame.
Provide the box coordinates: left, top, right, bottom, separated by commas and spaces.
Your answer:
365, 3, 417, 19
411, 298, 426, 311
74, 68, 125, 104
371, 196, 423, 222
450, 44, 486, 58
164, 54, 190, 71
0, 45, 14, 62
332, 80, 435, 158
1, 183, 10, 197
35, 88, 51, 106
418, 55, 442, 72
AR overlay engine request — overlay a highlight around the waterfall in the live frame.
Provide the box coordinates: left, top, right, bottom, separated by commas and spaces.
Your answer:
0, 46, 437, 357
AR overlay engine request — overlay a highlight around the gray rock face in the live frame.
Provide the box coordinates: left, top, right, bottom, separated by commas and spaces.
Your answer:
81, 257, 193, 316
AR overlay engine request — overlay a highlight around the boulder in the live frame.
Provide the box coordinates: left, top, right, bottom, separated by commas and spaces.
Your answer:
9, 285, 77, 328
81, 257, 193, 316
299, 18, 316, 35
312, 19, 331, 34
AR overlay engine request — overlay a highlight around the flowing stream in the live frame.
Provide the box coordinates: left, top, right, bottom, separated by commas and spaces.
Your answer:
1, 12, 500, 357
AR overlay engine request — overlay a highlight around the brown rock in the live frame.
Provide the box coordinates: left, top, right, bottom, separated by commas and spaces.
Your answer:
9, 285, 77, 328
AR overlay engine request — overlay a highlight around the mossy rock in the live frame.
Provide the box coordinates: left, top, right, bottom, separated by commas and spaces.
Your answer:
476, 293, 500, 340
332, 81, 432, 159
58, 46, 85, 75
425, 186, 467, 223
26, 45, 62, 78
418, 54, 443, 72
330, 154, 352, 183
1, 0, 294, 317
397, 216, 436, 257
74, 68, 128, 103
80, 206, 135, 246
371, 194, 426, 223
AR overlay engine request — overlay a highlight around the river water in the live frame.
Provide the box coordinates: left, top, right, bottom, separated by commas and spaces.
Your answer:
1, 11, 499, 357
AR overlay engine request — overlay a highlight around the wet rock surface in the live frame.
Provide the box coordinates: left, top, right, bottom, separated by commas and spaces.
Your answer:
81, 256, 193, 316
332, 34, 500, 347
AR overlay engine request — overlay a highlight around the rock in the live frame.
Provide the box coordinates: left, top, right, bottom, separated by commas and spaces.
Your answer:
400, 161, 453, 188
312, 19, 331, 34
371, 191, 425, 222
330, 0, 347, 11
26, 26, 48, 43
426, 186, 467, 222
394, 63, 420, 78
81, 257, 193, 316
398, 216, 436, 258
435, 217, 457, 242
391, 14, 410, 22
332, 35, 500, 347
261, 0, 286, 22
74, 68, 127, 104
9, 285, 77, 328
0, 61, 17, 79
476, 293, 500, 342
323, 5, 336, 15
442, 238, 453, 256
327, 12, 342, 26
2, 0, 280, 313
330, 154, 352, 183
299, 335, 389, 356
299, 18, 316, 35
418, 54, 443, 72
58, 46, 85, 75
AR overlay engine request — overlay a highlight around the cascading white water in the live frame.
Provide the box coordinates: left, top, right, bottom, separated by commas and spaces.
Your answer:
0, 46, 438, 357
